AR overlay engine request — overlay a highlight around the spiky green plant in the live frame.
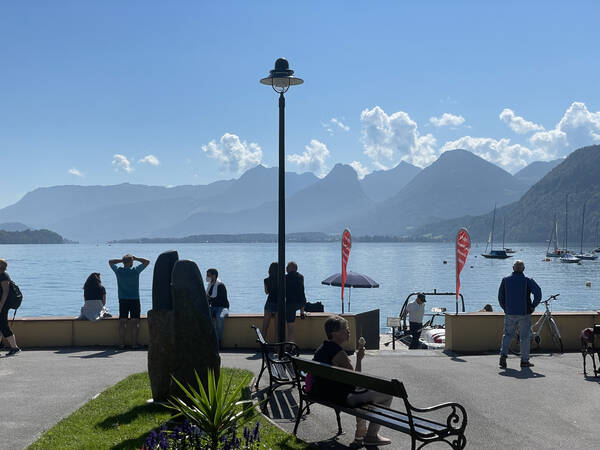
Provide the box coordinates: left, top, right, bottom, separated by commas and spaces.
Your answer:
168, 369, 256, 448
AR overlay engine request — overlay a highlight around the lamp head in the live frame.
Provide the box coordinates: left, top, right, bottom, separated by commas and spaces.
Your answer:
260, 57, 303, 93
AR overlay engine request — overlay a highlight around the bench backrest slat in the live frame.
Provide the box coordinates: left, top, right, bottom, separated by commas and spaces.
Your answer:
291, 356, 407, 399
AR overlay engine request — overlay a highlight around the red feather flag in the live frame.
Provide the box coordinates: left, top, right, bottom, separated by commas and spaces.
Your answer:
455, 228, 471, 310
341, 229, 352, 304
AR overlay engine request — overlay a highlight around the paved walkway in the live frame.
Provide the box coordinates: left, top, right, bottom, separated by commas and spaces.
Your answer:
2, 348, 600, 449
227, 350, 600, 450
0, 348, 147, 450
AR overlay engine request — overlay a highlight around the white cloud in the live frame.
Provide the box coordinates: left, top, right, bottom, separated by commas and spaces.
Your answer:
112, 154, 133, 173
349, 161, 370, 179
529, 102, 600, 158
360, 106, 437, 168
499, 108, 544, 134
331, 118, 350, 131
202, 133, 262, 173
287, 139, 330, 176
322, 118, 350, 134
440, 136, 543, 172
138, 154, 160, 166
429, 113, 465, 127
68, 168, 84, 177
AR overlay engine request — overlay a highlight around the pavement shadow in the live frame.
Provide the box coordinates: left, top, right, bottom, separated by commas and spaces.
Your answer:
254, 388, 298, 421
53, 347, 125, 358
498, 368, 546, 379
245, 352, 262, 361
443, 350, 467, 362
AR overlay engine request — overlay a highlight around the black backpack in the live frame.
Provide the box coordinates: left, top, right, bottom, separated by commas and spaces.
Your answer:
6, 281, 23, 310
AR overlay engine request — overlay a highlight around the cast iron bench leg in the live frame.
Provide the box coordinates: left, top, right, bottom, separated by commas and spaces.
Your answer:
335, 409, 343, 435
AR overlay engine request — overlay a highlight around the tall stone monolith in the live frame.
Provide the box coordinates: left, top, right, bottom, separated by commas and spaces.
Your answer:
171, 259, 221, 396
147, 250, 179, 403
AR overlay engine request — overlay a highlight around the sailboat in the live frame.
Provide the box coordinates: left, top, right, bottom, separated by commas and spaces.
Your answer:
481, 205, 511, 259
574, 201, 598, 260
546, 215, 566, 258
560, 194, 581, 264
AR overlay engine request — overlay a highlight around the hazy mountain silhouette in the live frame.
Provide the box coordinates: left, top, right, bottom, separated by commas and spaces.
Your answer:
0, 167, 317, 242
514, 159, 563, 187
156, 164, 373, 236
337, 149, 529, 235
412, 145, 600, 243
360, 161, 421, 201
0, 222, 31, 232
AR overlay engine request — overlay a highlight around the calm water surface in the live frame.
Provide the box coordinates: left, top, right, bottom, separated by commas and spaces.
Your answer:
1, 242, 599, 330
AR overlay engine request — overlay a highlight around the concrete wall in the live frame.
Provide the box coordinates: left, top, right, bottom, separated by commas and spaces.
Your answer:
445, 311, 600, 353
8, 310, 380, 351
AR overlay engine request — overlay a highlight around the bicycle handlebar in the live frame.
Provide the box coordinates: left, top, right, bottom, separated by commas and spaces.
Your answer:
542, 294, 560, 303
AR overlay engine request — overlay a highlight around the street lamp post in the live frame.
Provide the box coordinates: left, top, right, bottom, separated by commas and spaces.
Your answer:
260, 58, 303, 343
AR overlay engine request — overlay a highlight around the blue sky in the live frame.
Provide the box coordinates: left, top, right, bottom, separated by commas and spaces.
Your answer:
1, 1, 600, 207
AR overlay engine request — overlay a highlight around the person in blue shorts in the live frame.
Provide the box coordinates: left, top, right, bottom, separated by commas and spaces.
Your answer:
108, 254, 150, 349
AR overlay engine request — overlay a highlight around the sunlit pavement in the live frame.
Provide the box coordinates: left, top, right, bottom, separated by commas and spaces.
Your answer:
0, 347, 147, 450
2, 348, 599, 449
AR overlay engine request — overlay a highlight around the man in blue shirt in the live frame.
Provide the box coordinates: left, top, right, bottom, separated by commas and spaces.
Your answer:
109, 254, 150, 349
498, 260, 542, 369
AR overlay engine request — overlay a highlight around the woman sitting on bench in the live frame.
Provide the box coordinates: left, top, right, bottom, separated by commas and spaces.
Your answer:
310, 315, 392, 447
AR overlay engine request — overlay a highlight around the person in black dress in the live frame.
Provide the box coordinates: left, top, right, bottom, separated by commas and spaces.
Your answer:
0, 258, 20, 355
285, 261, 307, 343
310, 316, 391, 447
262, 262, 278, 338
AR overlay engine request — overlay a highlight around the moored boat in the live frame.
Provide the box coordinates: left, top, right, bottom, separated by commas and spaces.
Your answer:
560, 253, 581, 263
481, 205, 512, 259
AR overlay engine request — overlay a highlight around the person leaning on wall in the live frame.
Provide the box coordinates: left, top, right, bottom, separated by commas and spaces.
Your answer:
0, 258, 21, 355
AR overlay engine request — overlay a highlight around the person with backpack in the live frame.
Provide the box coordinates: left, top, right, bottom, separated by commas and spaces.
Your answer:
0, 258, 21, 355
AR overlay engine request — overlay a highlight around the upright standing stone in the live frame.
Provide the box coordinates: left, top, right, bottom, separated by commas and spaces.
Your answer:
148, 250, 179, 403
171, 259, 221, 395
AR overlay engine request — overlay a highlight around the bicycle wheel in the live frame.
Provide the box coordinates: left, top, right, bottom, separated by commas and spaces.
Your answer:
549, 318, 564, 354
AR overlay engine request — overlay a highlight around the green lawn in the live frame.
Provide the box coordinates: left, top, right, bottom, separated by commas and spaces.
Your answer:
29, 369, 310, 450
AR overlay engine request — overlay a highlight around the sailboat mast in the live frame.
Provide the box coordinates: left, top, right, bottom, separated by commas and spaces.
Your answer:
490, 205, 497, 250
565, 194, 568, 252
580, 201, 586, 254
503, 218, 506, 249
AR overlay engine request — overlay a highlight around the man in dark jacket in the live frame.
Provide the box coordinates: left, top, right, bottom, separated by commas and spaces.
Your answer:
285, 261, 307, 343
498, 260, 542, 368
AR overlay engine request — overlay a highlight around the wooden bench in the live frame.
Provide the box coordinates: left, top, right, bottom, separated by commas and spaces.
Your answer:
290, 356, 467, 449
252, 326, 301, 396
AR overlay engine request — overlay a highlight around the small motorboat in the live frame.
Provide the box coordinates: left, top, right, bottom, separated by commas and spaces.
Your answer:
482, 249, 512, 259
504, 248, 516, 254
560, 253, 581, 264
574, 252, 598, 260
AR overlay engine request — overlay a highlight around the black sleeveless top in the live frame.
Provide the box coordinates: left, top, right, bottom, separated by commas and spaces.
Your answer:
264, 277, 277, 305
310, 340, 355, 404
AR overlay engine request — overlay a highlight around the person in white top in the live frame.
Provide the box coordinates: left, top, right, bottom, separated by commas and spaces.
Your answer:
402, 293, 426, 349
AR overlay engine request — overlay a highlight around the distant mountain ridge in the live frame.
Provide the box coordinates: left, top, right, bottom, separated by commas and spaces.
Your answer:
412, 145, 600, 243
0, 150, 575, 242
335, 149, 529, 236
360, 162, 421, 201
514, 159, 563, 187
0, 222, 31, 232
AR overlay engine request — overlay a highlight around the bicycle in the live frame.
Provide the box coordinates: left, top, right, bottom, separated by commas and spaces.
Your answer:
509, 294, 563, 355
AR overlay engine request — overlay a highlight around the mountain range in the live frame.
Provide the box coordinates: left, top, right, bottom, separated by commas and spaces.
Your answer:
0, 150, 568, 242
412, 145, 600, 244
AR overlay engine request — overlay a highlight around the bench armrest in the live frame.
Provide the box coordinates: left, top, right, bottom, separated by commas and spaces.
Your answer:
407, 400, 468, 433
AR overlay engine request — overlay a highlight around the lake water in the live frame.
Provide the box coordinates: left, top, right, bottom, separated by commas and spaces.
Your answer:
1, 242, 599, 331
